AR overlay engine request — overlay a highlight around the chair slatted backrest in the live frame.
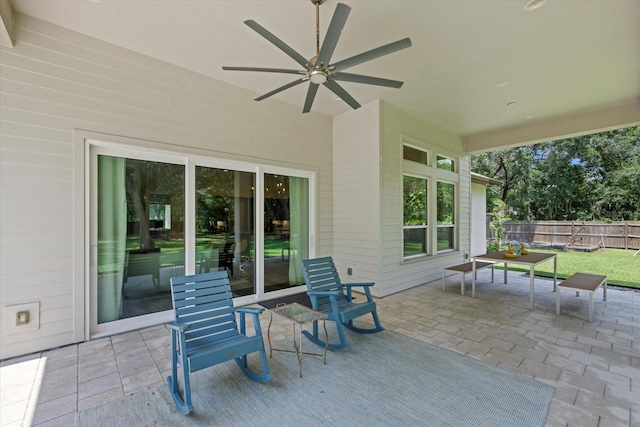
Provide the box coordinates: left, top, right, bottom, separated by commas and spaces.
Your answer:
301, 257, 348, 311
170, 272, 239, 349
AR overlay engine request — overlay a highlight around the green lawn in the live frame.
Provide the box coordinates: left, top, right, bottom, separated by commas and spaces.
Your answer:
494, 248, 640, 288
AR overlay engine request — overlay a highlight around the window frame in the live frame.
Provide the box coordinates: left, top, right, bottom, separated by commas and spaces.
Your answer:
401, 136, 459, 260
85, 133, 316, 338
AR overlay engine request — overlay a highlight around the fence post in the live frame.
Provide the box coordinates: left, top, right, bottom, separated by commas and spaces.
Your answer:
625, 221, 629, 249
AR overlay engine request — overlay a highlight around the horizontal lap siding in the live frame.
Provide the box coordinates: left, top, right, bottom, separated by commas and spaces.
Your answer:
379, 102, 469, 297
332, 102, 380, 291
0, 14, 332, 359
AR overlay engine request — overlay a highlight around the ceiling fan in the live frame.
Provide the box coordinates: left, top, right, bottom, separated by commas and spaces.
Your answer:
222, 0, 412, 113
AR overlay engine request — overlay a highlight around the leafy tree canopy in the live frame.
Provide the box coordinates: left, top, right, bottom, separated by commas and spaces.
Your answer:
472, 126, 640, 221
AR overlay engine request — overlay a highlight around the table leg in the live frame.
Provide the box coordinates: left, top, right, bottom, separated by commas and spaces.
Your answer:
503, 262, 507, 284
556, 287, 561, 315
529, 265, 535, 310
298, 322, 303, 378
471, 259, 476, 298
553, 256, 557, 292
323, 320, 328, 365
268, 311, 273, 358
603, 280, 607, 301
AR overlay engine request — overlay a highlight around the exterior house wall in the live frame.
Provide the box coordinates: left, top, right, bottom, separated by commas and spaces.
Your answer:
0, 14, 333, 360
471, 182, 488, 257
379, 101, 470, 296
331, 101, 471, 298
331, 101, 381, 291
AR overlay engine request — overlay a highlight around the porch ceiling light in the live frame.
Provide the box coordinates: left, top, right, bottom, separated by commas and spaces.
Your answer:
309, 70, 328, 85
524, 0, 546, 12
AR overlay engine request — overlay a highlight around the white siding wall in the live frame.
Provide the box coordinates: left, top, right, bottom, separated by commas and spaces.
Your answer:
0, 14, 333, 359
331, 101, 380, 291
379, 101, 470, 296
331, 100, 471, 298
471, 182, 488, 257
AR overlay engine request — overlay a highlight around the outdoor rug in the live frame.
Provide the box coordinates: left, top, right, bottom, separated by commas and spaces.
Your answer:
75, 327, 555, 427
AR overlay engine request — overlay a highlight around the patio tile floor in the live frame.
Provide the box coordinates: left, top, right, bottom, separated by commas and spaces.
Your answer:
1, 269, 638, 426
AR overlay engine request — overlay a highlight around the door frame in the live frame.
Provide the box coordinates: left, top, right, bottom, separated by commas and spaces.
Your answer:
79, 132, 317, 339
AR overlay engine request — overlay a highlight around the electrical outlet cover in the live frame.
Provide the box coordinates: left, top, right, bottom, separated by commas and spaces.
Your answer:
4, 302, 40, 335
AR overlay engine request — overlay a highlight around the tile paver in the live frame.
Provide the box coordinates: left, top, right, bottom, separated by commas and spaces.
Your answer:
1, 270, 638, 426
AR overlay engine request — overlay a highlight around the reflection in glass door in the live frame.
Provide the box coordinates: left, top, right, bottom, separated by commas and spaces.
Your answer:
195, 167, 255, 297
263, 174, 309, 292
96, 156, 185, 325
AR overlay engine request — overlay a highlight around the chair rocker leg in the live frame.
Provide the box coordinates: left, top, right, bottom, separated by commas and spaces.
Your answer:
167, 363, 193, 415
343, 311, 385, 334
234, 350, 273, 383
302, 319, 350, 351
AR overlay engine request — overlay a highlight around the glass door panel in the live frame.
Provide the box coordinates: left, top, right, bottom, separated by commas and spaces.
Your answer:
195, 167, 256, 297
263, 174, 309, 292
97, 156, 185, 324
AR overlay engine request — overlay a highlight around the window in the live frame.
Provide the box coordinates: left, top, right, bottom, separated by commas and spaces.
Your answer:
402, 138, 459, 259
404, 145, 428, 165
436, 156, 455, 171
437, 182, 455, 252
403, 175, 428, 257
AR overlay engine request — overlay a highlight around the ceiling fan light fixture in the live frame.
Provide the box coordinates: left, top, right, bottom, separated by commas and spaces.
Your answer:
524, 0, 546, 12
309, 70, 328, 84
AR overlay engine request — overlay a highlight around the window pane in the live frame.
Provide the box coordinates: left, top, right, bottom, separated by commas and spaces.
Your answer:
403, 175, 427, 225
437, 156, 454, 171
437, 182, 454, 224
97, 156, 184, 324
404, 228, 427, 256
195, 167, 255, 297
437, 226, 455, 251
264, 174, 309, 291
403, 145, 428, 165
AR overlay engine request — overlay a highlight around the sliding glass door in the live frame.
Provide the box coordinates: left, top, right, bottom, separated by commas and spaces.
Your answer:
195, 167, 256, 297
263, 174, 309, 292
94, 153, 185, 332
90, 141, 314, 335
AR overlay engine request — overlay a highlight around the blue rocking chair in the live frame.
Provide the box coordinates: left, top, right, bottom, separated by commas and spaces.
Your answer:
167, 271, 272, 415
301, 257, 384, 350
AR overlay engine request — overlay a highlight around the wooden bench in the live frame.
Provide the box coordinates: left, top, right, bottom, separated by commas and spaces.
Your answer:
555, 273, 607, 322
442, 261, 494, 296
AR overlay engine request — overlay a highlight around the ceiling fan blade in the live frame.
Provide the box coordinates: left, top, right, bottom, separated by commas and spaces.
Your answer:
331, 37, 412, 73
303, 83, 320, 113
255, 78, 307, 102
222, 66, 303, 75
323, 80, 361, 110
244, 20, 309, 68
333, 73, 404, 88
316, 3, 351, 67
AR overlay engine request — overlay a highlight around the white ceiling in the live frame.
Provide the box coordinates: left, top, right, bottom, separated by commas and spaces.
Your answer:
8, 0, 640, 137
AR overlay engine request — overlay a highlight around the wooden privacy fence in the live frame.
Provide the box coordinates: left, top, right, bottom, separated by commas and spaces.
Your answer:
497, 221, 640, 250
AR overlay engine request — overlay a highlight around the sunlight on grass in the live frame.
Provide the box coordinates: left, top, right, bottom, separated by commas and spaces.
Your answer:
494, 248, 640, 288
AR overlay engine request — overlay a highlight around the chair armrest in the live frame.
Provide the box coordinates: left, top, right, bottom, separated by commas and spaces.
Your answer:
237, 307, 265, 337
343, 282, 375, 302
343, 282, 375, 289
166, 321, 190, 332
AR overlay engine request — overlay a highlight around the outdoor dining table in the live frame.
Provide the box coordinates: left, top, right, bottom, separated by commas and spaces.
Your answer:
471, 251, 557, 310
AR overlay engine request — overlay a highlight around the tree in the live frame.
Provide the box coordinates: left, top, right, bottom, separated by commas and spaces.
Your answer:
472, 126, 640, 221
